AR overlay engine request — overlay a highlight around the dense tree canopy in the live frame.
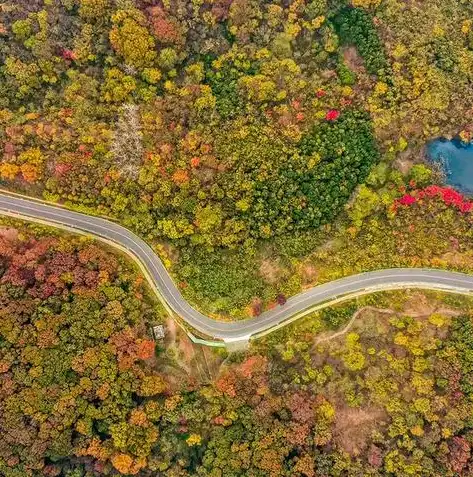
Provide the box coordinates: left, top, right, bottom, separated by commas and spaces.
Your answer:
2, 0, 471, 251
0, 227, 166, 476
3, 225, 473, 476
2, 1, 473, 474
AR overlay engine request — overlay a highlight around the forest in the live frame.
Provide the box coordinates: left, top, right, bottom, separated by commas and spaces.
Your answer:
177, 181, 473, 318
2, 222, 473, 476
1, 0, 473, 250
2, 0, 473, 317
3, 0, 473, 475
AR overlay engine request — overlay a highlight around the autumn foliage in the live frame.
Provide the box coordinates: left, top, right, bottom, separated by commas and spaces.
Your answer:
2, 0, 473, 474
395, 185, 473, 213
0, 228, 167, 475
3, 223, 473, 476
325, 109, 341, 121
0, 0, 378, 251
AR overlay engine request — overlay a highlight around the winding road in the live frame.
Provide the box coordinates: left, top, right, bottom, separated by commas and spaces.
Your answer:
1, 192, 473, 348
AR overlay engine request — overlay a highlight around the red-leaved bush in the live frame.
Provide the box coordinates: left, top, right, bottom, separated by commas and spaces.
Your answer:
61, 49, 77, 61
394, 185, 473, 214
325, 110, 340, 121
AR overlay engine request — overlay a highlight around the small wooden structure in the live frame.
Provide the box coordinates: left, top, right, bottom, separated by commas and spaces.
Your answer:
151, 325, 166, 340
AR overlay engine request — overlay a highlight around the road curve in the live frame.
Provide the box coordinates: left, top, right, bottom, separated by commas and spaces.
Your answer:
1, 192, 473, 345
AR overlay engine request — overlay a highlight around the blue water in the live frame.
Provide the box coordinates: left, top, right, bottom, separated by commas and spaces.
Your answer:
426, 138, 473, 195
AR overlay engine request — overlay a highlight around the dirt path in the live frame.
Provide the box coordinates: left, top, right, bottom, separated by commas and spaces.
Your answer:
313, 307, 395, 348
312, 305, 461, 349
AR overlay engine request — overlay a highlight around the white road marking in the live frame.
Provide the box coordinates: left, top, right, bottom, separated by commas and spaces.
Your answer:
1, 193, 473, 344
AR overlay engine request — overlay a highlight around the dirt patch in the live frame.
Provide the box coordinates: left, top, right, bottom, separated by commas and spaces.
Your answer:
162, 318, 225, 383
259, 258, 283, 284
394, 157, 412, 176
441, 251, 473, 269
343, 46, 366, 73
333, 405, 387, 456
165, 317, 177, 345
315, 238, 340, 254
313, 306, 395, 350
393, 148, 416, 175
403, 293, 440, 317
301, 263, 318, 287
160, 318, 195, 375
0, 227, 18, 242
178, 332, 196, 364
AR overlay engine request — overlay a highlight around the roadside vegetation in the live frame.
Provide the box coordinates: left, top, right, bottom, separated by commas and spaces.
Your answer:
1, 0, 472, 249
2, 0, 473, 319
2, 1, 473, 474
178, 182, 473, 318
2, 223, 473, 476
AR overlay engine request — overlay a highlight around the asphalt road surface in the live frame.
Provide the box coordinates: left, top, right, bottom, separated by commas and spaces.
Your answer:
1, 193, 473, 345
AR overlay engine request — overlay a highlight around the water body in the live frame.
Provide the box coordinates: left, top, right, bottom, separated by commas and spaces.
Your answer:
426, 138, 473, 195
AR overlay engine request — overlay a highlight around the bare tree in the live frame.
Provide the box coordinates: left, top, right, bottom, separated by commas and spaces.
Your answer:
111, 103, 143, 179
123, 64, 137, 76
